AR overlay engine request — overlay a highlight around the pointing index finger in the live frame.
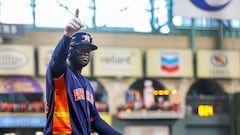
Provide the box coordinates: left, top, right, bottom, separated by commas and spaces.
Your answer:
75, 8, 79, 18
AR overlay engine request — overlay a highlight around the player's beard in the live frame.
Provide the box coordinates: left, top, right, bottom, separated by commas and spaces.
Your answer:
70, 55, 89, 70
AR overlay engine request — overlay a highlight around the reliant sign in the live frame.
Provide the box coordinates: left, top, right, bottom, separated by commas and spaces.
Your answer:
93, 47, 143, 77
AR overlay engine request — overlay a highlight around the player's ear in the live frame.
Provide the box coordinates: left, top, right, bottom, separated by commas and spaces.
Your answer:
68, 47, 74, 59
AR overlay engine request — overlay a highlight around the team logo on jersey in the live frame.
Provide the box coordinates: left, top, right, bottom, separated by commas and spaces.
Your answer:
73, 88, 94, 104
191, 0, 231, 11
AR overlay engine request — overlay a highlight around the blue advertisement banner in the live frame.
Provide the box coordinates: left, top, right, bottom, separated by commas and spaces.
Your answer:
0, 23, 25, 38
0, 116, 46, 127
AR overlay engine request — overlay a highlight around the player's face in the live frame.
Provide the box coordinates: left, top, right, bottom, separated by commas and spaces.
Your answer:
70, 46, 91, 69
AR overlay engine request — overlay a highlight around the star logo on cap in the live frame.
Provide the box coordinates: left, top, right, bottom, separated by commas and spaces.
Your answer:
82, 34, 91, 43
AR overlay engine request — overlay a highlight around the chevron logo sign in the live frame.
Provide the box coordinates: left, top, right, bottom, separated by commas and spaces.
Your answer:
160, 52, 180, 73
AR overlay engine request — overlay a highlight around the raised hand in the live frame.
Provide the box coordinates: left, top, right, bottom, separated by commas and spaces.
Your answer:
64, 8, 84, 37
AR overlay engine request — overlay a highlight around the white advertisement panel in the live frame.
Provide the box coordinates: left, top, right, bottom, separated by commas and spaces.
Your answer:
93, 47, 143, 77
197, 50, 240, 78
175, 0, 240, 19
0, 45, 35, 76
125, 126, 169, 135
146, 48, 193, 78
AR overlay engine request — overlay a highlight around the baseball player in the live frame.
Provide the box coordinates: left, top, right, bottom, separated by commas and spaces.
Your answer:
43, 9, 123, 135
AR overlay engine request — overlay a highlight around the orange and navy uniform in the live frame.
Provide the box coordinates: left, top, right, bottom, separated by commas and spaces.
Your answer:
43, 35, 122, 135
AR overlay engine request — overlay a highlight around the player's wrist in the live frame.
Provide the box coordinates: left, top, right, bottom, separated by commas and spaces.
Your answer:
64, 31, 73, 38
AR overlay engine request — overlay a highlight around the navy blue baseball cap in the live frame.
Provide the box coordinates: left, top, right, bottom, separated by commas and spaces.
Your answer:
70, 32, 97, 51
